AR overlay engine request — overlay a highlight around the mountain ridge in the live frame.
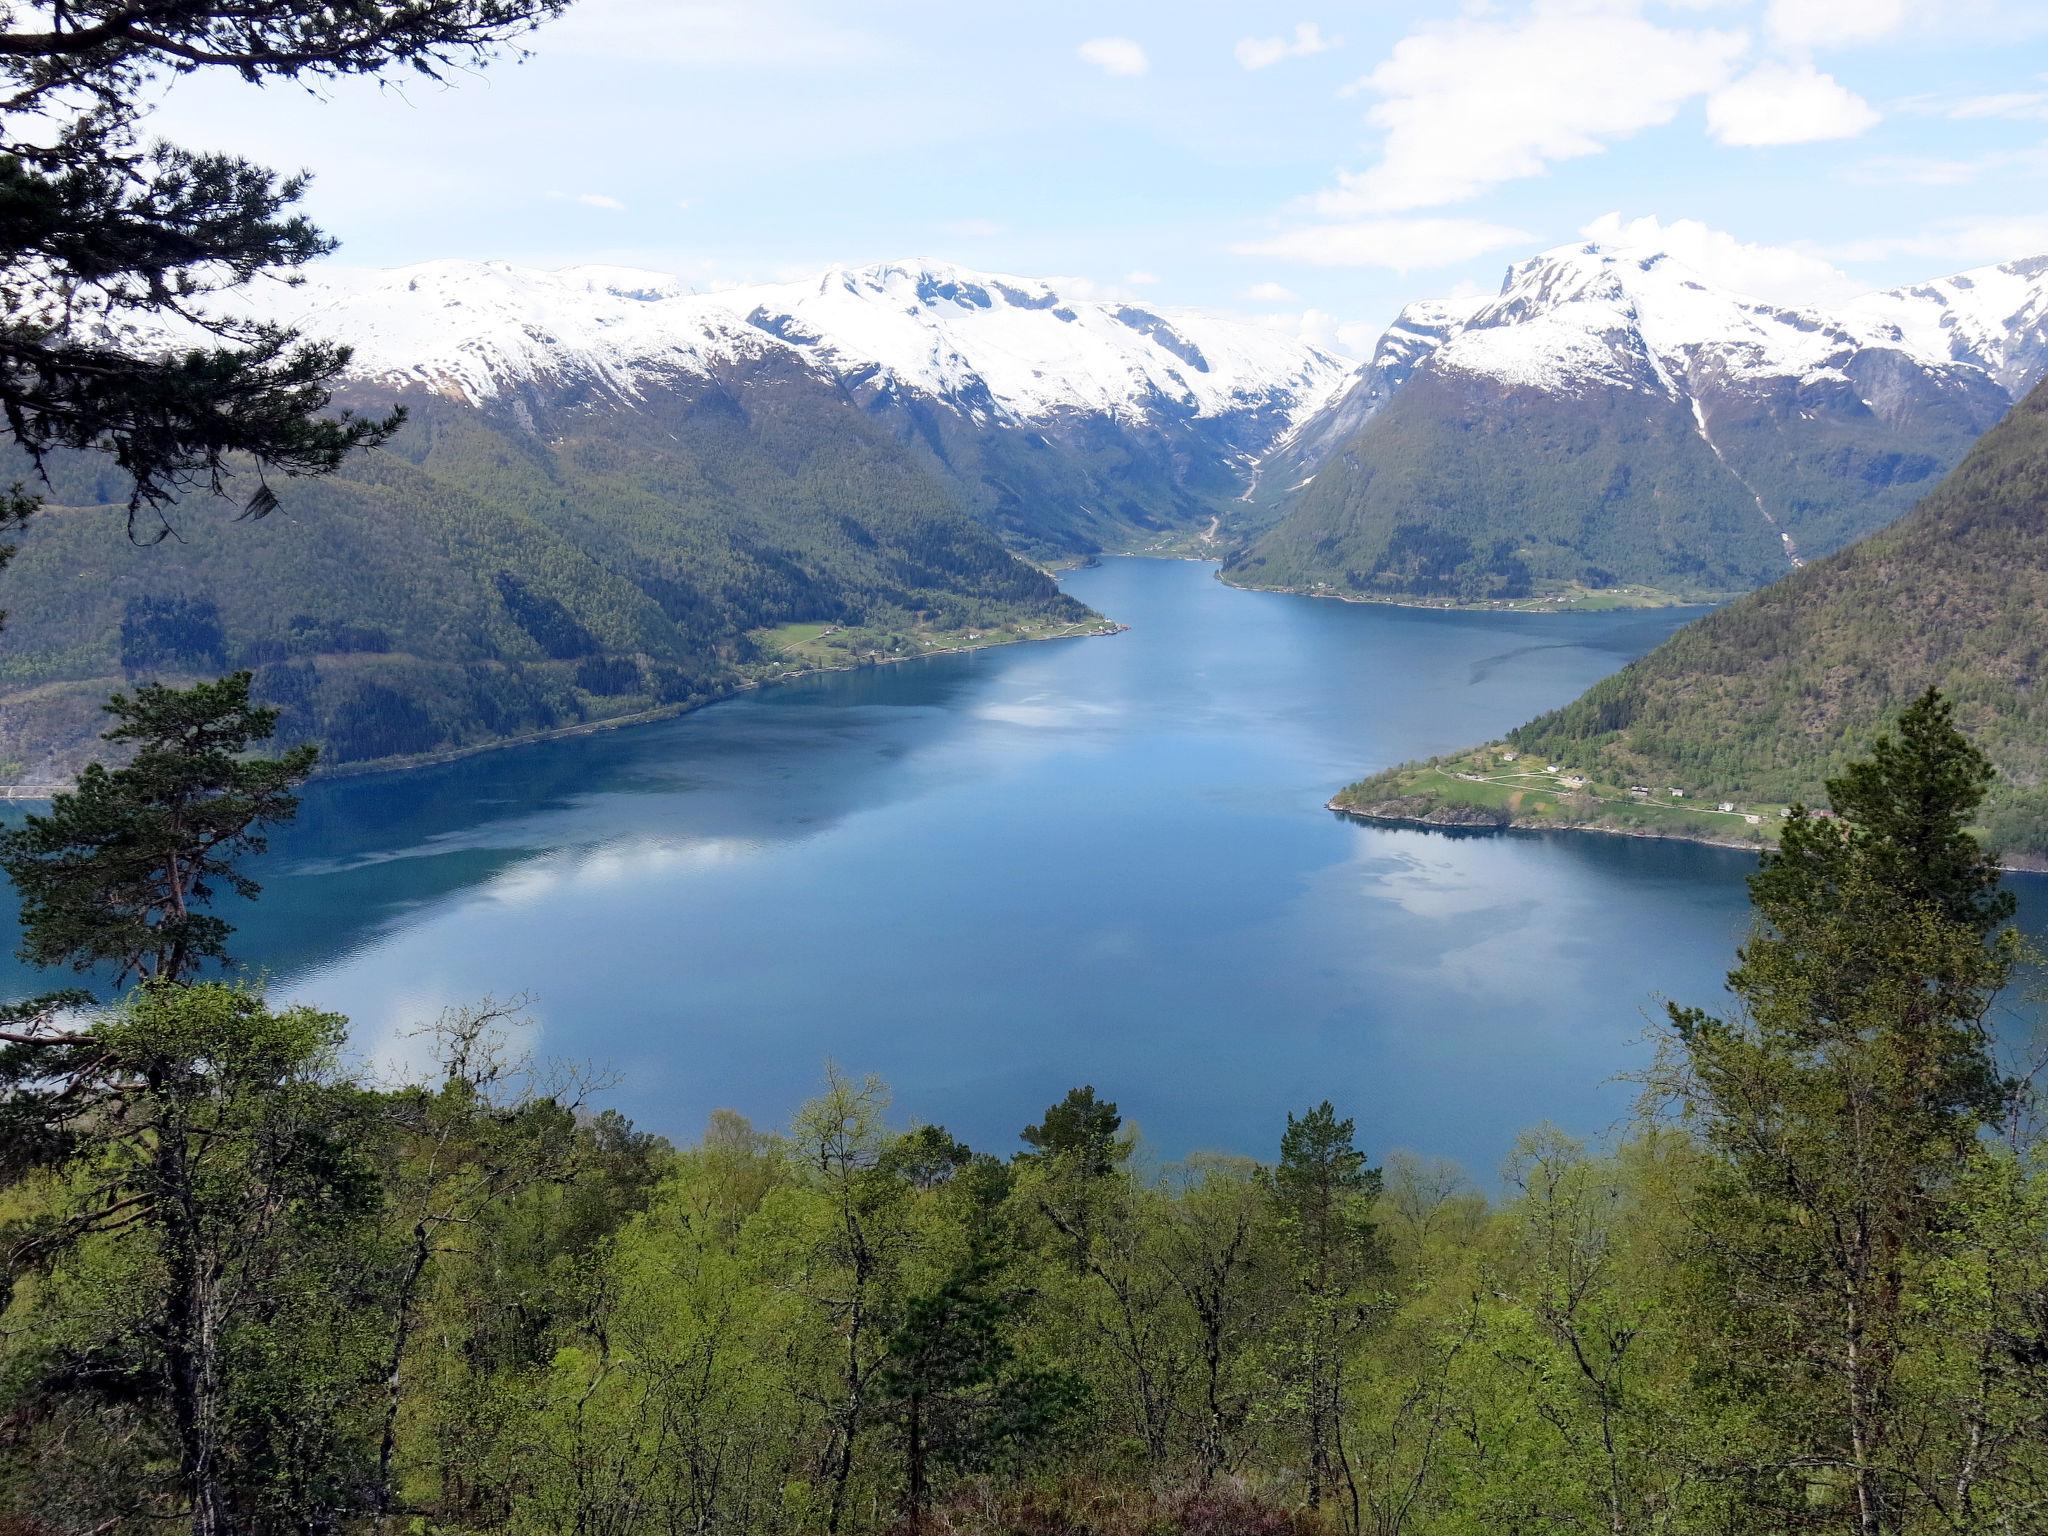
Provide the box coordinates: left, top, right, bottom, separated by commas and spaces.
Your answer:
1232, 241, 2047, 605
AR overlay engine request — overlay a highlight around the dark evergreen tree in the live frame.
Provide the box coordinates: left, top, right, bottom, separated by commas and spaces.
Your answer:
0, 672, 316, 983
1663, 689, 2024, 1535
0, 0, 573, 620
0, 984, 385, 1536
876, 1156, 1082, 1531
1019, 1085, 1124, 1178
1273, 1101, 1387, 1515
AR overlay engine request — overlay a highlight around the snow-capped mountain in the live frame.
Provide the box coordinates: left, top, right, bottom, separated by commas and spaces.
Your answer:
248, 257, 1349, 433
232, 257, 1350, 560
1278, 244, 2046, 475
1238, 242, 2045, 605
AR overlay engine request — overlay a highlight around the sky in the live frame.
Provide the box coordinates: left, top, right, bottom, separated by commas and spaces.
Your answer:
152, 0, 2048, 357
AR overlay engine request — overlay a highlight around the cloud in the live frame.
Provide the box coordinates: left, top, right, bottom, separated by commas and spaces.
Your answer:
1939, 91, 2048, 122
1236, 22, 1338, 71
1326, 1, 1747, 212
1823, 216, 2048, 267
1707, 62, 1878, 145
944, 218, 1006, 238
1847, 143, 2048, 189
1764, 0, 1905, 49
1078, 37, 1149, 77
1580, 212, 1862, 304
1285, 308, 1381, 358
547, 191, 627, 210
1232, 217, 1534, 270
1124, 270, 1161, 286
1243, 281, 1300, 303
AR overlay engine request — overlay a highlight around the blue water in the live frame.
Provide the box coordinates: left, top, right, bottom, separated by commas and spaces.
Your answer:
5, 559, 2038, 1177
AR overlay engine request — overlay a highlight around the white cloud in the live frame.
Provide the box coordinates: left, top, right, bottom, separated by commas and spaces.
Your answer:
1327, 1, 1747, 212
1764, 0, 1905, 50
1232, 217, 1535, 270
547, 191, 627, 210
1944, 91, 2048, 121
1236, 22, 1338, 71
1847, 143, 2048, 189
1078, 37, 1149, 77
1284, 308, 1380, 357
1243, 281, 1301, 302
1580, 212, 1862, 304
945, 218, 1006, 238
1124, 270, 1161, 285
1707, 62, 1878, 146
1823, 216, 2048, 266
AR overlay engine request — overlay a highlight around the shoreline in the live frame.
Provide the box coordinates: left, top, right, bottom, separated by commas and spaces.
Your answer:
1326, 797, 2048, 876
1220, 573, 1719, 617
314, 617, 1126, 783
0, 619, 1127, 798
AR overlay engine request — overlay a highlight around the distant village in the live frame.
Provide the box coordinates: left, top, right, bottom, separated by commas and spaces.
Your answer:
1484, 749, 1769, 826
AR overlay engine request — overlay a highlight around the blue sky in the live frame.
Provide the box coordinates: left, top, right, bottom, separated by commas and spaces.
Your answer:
155, 0, 2048, 354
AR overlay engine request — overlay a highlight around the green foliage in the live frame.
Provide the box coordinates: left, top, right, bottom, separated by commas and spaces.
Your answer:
0, 384, 1095, 772
1655, 696, 2037, 1531
1019, 1084, 1125, 1177
1502, 381, 2048, 859
1227, 357, 1999, 605
0, 984, 384, 1534
0, 1, 572, 606
0, 672, 315, 983
0, 689, 2042, 1535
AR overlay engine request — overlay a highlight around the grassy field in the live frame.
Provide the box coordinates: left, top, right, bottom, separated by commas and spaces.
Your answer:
1336, 743, 1788, 847
748, 613, 1119, 675
1224, 577, 1718, 615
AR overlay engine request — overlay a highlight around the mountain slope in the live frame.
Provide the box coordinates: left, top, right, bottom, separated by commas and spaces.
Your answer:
0, 257, 1349, 776
1337, 377, 2048, 861
1233, 243, 2041, 604
0, 363, 1102, 778
238, 259, 1351, 559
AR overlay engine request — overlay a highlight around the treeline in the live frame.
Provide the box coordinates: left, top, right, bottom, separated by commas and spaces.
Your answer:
0, 683, 2043, 1535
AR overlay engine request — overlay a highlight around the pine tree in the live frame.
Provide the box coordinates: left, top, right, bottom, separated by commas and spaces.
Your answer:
1273, 1101, 1387, 1516
0, 671, 316, 984
0, 2, 573, 620
1662, 689, 2023, 1534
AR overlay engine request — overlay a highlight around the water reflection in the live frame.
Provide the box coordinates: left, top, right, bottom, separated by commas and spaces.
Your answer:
1, 560, 2035, 1178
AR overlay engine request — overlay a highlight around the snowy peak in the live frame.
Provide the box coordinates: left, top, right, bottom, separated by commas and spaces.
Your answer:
1848, 254, 2048, 396
241, 257, 1350, 432
1365, 240, 2048, 405
717, 259, 1348, 424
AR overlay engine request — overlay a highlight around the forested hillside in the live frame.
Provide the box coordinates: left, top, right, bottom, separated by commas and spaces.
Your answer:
1341, 378, 2048, 859
1227, 367, 1791, 601
1232, 241, 2041, 606
0, 368, 1097, 776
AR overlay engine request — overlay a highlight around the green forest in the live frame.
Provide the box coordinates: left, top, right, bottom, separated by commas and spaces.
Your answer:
1499, 378, 2048, 860
1225, 356, 1990, 606
0, 377, 1100, 779
0, 676, 2043, 1536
